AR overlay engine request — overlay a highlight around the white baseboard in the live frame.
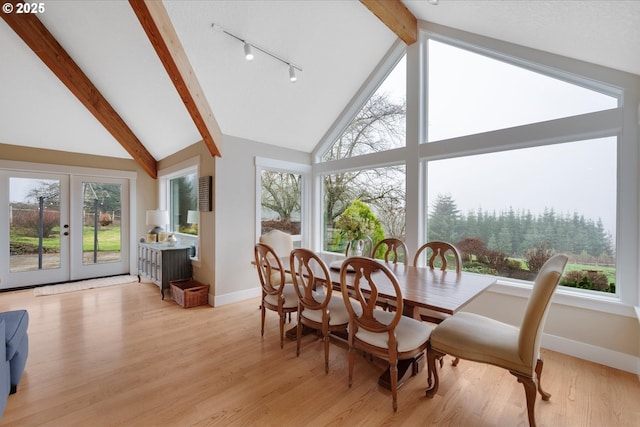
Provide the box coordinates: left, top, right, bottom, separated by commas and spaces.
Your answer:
543, 332, 639, 375
214, 286, 260, 306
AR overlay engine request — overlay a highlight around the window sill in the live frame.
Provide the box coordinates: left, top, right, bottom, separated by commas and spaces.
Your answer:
489, 279, 636, 318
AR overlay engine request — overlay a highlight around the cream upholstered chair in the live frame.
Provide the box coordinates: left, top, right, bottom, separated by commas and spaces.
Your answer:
372, 238, 408, 265
290, 248, 355, 373
425, 254, 568, 427
259, 229, 293, 258
340, 257, 432, 412
254, 243, 298, 348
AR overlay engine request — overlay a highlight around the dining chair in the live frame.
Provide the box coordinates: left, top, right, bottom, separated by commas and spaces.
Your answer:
345, 235, 374, 258
425, 254, 568, 427
372, 238, 408, 311
372, 238, 408, 265
254, 243, 298, 348
259, 229, 293, 257
290, 248, 356, 373
413, 241, 463, 325
413, 241, 462, 273
340, 256, 432, 412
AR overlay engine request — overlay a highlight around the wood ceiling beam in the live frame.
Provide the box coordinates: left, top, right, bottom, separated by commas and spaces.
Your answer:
1, 0, 158, 179
360, 0, 418, 45
129, 0, 223, 158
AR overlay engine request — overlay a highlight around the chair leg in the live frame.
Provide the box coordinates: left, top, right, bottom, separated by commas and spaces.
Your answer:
512, 371, 538, 427
452, 357, 460, 366
323, 331, 330, 374
390, 360, 398, 412
260, 305, 266, 337
536, 358, 551, 401
425, 342, 443, 397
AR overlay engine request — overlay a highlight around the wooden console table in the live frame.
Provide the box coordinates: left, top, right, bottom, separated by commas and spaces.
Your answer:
137, 242, 193, 299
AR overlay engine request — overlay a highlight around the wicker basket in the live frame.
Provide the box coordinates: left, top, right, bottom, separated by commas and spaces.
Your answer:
170, 279, 209, 308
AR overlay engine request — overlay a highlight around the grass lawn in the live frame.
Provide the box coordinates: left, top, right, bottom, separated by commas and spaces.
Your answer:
10, 226, 121, 252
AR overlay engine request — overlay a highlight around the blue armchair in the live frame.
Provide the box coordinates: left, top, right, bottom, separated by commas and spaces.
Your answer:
0, 310, 28, 419
0, 320, 10, 419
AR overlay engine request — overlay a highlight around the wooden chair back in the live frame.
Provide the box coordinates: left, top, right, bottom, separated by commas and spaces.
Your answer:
373, 238, 408, 265
254, 242, 285, 296
290, 248, 332, 312
413, 241, 462, 273
340, 257, 403, 336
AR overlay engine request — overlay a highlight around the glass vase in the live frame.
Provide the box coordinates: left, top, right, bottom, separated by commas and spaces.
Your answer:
348, 239, 364, 257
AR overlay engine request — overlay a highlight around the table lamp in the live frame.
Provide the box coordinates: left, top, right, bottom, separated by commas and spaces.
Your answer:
146, 209, 169, 241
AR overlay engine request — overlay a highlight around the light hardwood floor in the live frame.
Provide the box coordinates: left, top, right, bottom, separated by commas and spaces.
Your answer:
0, 280, 638, 426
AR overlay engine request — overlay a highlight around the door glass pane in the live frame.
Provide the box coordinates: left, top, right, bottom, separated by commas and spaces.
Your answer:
427, 40, 618, 142
9, 178, 61, 272
82, 182, 122, 264
260, 170, 301, 241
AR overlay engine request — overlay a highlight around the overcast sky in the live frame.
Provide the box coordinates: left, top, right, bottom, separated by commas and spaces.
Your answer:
377, 41, 617, 237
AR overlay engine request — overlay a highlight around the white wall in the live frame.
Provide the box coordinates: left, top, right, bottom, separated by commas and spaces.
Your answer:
213, 135, 309, 305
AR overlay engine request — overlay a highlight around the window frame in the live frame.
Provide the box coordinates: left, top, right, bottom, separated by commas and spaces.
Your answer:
255, 156, 311, 249
312, 23, 639, 316
158, 156, 200, 259
417, 26, 637, 315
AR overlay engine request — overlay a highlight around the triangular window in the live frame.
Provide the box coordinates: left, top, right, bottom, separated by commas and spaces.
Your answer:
322, 55, 406, 161
427, 40, 618, 142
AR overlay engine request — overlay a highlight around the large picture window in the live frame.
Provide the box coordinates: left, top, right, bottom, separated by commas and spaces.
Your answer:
427, 137, 616, 292
255, 157, 309, 248
158, 158, 199, 255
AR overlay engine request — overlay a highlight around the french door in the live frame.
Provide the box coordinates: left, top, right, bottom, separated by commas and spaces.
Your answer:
1, 169, 130, 288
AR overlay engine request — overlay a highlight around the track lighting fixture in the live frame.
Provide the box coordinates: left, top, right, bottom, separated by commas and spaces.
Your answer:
243, 42, 254, 61
212, 22, 302, 83
288, 65, 297, 83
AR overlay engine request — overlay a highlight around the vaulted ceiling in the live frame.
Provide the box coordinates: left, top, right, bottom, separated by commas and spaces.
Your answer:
1, 1, 638, 178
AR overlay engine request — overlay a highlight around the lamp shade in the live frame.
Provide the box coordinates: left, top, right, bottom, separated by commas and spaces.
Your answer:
187, 210, 199, 224
146, 209, 169, 227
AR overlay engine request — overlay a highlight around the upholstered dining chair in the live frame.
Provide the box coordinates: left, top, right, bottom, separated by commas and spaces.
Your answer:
372, 238, 408, 265
413, 241, 462, 273
259, 229, 293, 258
254, 243, 298, 348
290, 248, 355, 373
425, 254, 568, 427
340, 257, 432, 412
372, 238, 408, 311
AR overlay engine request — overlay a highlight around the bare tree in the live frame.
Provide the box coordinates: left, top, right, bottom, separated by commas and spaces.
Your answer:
322, 93, 406, 235
260, 170, 301, 222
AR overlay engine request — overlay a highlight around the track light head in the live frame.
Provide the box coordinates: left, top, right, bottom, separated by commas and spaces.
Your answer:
244, 43, 254, 61
289, 65, 297, 83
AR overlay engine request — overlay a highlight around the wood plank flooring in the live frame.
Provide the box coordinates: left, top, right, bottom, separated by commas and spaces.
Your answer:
0, 280, 638, 426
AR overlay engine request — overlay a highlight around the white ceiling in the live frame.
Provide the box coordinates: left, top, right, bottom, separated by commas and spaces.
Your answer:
0, 1, 638, 164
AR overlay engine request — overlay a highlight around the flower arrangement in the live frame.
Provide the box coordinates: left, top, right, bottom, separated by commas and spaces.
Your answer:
336, 211, 374, 242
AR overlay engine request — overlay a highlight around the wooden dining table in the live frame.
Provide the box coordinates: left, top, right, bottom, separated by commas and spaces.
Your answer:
283, 252, 497, 389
